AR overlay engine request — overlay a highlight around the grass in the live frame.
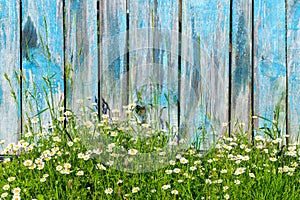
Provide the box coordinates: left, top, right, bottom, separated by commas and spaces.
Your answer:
0, 95, 299, 199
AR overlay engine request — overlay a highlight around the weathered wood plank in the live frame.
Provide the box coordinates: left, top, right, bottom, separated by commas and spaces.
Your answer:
181, 0, 230, 148
65, 0, 98, 111
253, 0, 286, 136
22, 0, 64, 126
151, 0, 179, 131
287, 0, 300, 143
231, 0, 252, 132
0, 0, 20, 149
128, 0, 155, 122
99, 0, 127, 116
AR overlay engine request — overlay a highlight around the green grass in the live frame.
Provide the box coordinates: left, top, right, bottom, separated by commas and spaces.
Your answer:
0, 99, 299, 200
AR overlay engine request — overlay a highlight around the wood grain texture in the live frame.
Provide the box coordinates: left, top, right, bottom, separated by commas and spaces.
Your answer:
231, 0, 252, 132
99, 0, 127, 116
253, 0, 286, 134
287, 0, 300, 142
128, 0, 155, 122
0, 0, 20, 149
65, 0, 98, 111
154, 0, 179, 131
181, 0, 230, 148
22, 0, 64, 125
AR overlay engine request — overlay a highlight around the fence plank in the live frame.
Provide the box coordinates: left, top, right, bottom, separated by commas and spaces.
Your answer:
99, 0, 127, 116
287, 0, 300, 142
253, 0, 286, 135
0, 0, 20, 149
65, 0, 98, 111
128, 0, 155, 122
21, 0, 64, 129
181, 0, 230, 148
152, 0, 179, 131
231, 0, 252, 132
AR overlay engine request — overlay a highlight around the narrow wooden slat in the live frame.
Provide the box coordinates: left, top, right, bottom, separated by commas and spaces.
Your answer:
253, 0, 286, 135
0, 0, 20, 149
99, 0, 127, 116
22, 0, 64, 126
151, 0, 179, 130
181, 0, 230, 148
65, 0, 98, 111
128, 0, 155, 122
231, 0, 252, 132
287, 0, 300, 143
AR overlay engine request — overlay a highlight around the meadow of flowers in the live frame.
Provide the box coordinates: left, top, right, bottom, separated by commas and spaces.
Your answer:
0, 96, 299, 200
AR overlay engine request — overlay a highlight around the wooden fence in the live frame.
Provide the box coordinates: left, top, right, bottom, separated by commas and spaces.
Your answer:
1, 0, 300, 146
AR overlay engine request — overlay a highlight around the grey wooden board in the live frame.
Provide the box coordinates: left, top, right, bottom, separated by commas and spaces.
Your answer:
0, 0, 21, 150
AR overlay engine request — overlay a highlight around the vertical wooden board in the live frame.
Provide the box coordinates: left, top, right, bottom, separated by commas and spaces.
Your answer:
0, 0, 20, 149
151, 0, 179, 130
253, 0, 286, 134
128, 0, 156, 122
181, 0, 230, 148
287, 0, 300, 142
65, 0, 98, 111
99, 0, 127, 115
231, 0, 252, 131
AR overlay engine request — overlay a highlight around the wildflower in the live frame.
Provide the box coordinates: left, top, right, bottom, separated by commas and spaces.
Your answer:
269, 157, 277, 162
249, 173, 255, 178
29, 164, 36, 170
190, 166, 197, 171
40, 177, 47, 182
162, 185, 171, 190
110, 131, 118, 137
180, 157, 188, 164
234, 167, 246, 175
171, 190, 179, 195
173, 168, 181, 173
223, 122, 228, 127
31, 117, 39, 124
74, 138, 80, 142
223, 186, 229, 191
97, 164, 107, 170
151, 189, 157, 193
128, 148, 138, 155
221, 169, 228, 174
132, 187, 140, 193
76, 171, 84, 176
105, 188, 113, 195
67, 141, 73, 147
178, 179, 184, 183
12, 187, 21, 194
224, 194, 230, 199
205, 179, 212, 184
56, 165, 63, 171
53, 136, 61, 142
1, 193, 8, 198
57, 116, 65, 122
12, 195, 21, 200
169, 160, 176, 165
78, 153, 84, 159
83, 154, 90, 161
0, 139, 5, 144
85, 121, 93, 128
8, 177, 16, 182
234, 180, 241, 185
254, 135, 264, 141
64, 163, 71, 169
2, 184, 10, 190
165, 169, 173, 174
117, 179, 123, 185
64, 110, 72, 116
23, 159, 33, 167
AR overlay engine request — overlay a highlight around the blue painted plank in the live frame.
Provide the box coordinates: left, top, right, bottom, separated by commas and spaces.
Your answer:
253, 0, 286, 135
147, 0, 179, 131
22, 0, 64, 124
287, 0, 300, 142
65, 0, 98, 110
0, 0, 20, 149
99, 0, 127, 115
231, 0, 252, 133
182, 0, 230, 148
